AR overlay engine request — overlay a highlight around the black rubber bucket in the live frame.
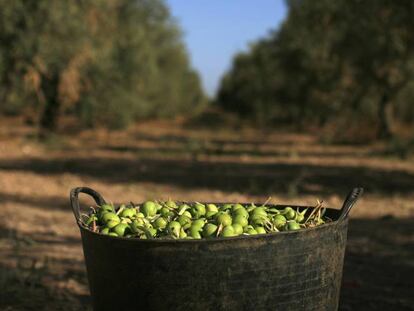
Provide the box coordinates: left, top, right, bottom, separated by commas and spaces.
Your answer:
70, 187, 363, 311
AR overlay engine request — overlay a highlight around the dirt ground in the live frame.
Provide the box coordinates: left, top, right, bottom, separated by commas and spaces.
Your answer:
0, 119, 413, 311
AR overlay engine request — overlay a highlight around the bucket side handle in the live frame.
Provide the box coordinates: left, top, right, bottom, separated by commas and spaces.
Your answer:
338, 187, 364, 222
70, 187, 106, 222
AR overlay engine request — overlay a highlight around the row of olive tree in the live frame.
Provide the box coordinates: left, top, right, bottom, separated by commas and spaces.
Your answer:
217, 0, 414, 139
0, 0, 206, 130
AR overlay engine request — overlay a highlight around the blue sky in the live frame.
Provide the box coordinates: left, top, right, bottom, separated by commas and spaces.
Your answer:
166, 0, 287, 96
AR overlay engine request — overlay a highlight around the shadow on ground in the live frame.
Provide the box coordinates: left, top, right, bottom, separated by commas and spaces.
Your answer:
100, 144, 374, 159
0, 223, 90, 311
340, 216, 414, 311
0, 192, 68, 212
0, 260, 91, 311
0, 156, 413, 196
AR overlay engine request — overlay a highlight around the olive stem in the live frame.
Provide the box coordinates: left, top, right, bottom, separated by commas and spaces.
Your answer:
79, 213, 89, 226
262, 217, 274, 232
116, 206, 125, 216
92, 218, 97, 232
305, 200, 323, 224
261, 197, 272, 207
216, 223, 223, 237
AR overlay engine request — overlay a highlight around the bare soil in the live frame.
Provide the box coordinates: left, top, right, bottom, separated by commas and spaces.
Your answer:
0, 119, 413, 310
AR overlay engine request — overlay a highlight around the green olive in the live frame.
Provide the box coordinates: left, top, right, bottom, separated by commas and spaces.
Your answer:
112, 223, 129, 237
206, 203, 218, 212
179, 228, 187, 238
243, 225, 255, 233
97, 210, 109, 223
102, 212, 121, 224
100, 204, 115, 212
165, 200, 177, 209
268, 208, 281, 214
255, 227, 267, 234
189, 227, 202, 239
246, 204, 257, 212
146, 227, 157, 238
202, 223, 218, 238
220, 225, 236, 237
167, 221, 181, 238
205, 211, 217, 219
144, 223, 153, 229
133, 217, 145, 226
130, 219, 145, 233
141, 201, 157, 217
205, 203, 218, 218
106, 219, 120, 229
178, 204, 191, 215
160, 207, 174, 217
191, 203, 206, 218
232, 203, 244, 211
273, 214, 287, 229
90, 198, 325, 240
153, 217, 168, 230
191, 219, 206, 231
250, 215, 268, 227
246, 228, 258, 235
296, 213, 305, 223
155, 202, 163, 211
295, 209, 307, 223
232, 223, 243, 235
232, 215, 248, 227
177, 215, 192, 229
120, 217, 132, 224
283, 207, 296, 220
215, 213, 232, 227
232, 208, 249, 219
285, 221, 301, 231
250, 207, 267, 218
132, 218, 146, 226
101, 227, 110, 235
120, 208, 136, 218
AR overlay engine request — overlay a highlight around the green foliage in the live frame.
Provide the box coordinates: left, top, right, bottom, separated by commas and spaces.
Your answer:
0, 0, 206, 130
217, 0, 414, 138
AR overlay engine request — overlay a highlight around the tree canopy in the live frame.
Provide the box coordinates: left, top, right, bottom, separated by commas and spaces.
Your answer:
0, 0, 206, 130
217, 0, 414, 139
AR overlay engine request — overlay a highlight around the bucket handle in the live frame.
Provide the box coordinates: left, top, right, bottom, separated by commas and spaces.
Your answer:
70, 187, 106, 222
338, 187, 364, 222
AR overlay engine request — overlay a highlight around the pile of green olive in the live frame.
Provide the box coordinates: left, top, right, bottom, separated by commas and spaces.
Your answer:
83, 200, 329, 239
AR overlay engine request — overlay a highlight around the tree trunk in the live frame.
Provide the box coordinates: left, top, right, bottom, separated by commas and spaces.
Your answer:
377, 91, 393, 139
40, 74, 60, 132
